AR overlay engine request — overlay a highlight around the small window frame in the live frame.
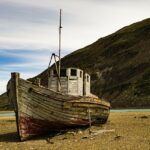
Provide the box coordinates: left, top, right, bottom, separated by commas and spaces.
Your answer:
87, 75, 89, 82
80, 71, 82, 78
53, 70, 57, 77
60, 69, 66, 77
71, 69, 77, 76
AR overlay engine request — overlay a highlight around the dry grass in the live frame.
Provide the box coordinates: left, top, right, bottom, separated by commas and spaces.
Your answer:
0, 112, 150, 150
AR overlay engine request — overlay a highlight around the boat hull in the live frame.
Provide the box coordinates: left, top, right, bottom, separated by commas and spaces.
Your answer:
7, 73, 110, 141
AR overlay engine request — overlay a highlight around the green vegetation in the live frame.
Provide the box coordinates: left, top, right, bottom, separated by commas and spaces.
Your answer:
0, 93, 13, 111
61, 18, 150, 108
0, 18, 150, 110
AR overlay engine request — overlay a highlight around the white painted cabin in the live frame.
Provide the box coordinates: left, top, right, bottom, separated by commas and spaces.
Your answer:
48, 68, 91, 96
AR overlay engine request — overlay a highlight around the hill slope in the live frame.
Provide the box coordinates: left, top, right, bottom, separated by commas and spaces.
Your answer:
0, 18, 150, 109
34, 18, 150, 108
62, 19, 150, 108
0, 93, 13, 111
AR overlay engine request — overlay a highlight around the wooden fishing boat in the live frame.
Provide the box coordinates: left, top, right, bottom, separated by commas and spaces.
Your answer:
7, 70, 110, 141
7, 10, 110, 141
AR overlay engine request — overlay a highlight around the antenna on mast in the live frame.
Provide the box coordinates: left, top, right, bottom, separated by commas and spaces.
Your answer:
58, 9, 62, 91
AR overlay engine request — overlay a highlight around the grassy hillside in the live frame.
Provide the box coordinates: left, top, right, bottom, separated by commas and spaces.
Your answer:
33, 18, 150, 108
1, 18, 150, 110
0, 93, 13, 111
61, 19, 150, 108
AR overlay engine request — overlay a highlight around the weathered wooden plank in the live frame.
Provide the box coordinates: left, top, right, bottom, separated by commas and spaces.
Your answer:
20, 79, 79, 100
18, 88, 109, 121
19, 95, 88, 120
18, 89, 108, 122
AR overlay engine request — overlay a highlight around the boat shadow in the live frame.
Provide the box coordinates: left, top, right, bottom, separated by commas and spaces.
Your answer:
0, 131, 58, 143
0, 131, 58, 142
0, 132, 19, 142
30, 126, 90, 142
0, 126, 92, 142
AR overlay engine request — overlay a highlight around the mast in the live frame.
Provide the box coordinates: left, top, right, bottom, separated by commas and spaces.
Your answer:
58, 9, 62, 91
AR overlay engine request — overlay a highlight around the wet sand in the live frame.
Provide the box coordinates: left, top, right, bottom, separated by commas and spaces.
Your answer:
0, 112, 150, 150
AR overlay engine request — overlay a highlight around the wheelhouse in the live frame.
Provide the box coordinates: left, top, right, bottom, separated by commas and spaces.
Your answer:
48, 68, 90, 96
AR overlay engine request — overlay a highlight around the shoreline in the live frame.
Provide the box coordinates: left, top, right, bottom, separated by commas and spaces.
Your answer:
0, 110, 150, 120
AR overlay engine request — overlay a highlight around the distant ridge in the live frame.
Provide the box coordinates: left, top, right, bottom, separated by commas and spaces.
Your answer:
0, 92, 13, 111
0, 18, 150, 109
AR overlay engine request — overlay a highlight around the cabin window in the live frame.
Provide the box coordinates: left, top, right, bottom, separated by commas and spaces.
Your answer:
60, 69, 66, 77
53, 70, 57, 77
71, 69, 77, 76
87, 75, 89, 82
80, 71, 82, 78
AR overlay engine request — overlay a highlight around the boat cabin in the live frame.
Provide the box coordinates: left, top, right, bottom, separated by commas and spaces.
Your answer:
48, 68, 90, 96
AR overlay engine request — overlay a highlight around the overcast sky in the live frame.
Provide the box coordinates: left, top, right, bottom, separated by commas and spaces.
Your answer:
0, 0, 150, 94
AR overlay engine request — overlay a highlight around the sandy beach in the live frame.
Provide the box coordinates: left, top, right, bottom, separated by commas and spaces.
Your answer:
0, 112, 150, 150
